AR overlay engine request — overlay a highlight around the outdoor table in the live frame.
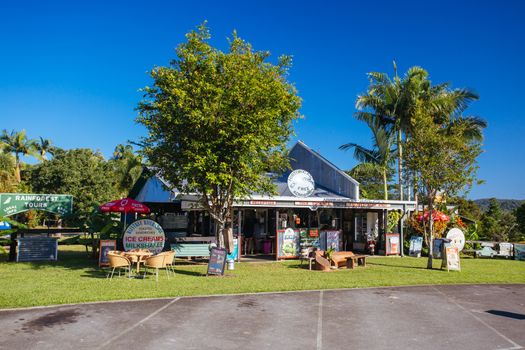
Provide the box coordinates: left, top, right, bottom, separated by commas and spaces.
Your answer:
345, 254, 367, 269
123, 251, 153, 273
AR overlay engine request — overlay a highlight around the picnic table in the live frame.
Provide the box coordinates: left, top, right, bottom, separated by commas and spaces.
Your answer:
346, 254, 367, 269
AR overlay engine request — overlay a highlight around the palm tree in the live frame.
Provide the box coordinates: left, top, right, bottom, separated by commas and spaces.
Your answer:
355, 64, 423, 200
355, 63, 485, 200
110, 144, 144, 197
35, 137, 55, 161
340, 118, 396, 200
0, 129, 38, 183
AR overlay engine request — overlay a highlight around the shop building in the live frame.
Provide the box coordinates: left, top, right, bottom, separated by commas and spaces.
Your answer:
133, 141, 416, 258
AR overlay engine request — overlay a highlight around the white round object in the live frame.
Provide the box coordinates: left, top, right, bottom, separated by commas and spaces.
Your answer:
446, 228, 465, 252
287, 169, 315, 197
123, 219, 166, 254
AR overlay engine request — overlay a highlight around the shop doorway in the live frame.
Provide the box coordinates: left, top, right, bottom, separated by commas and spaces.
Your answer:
240, 208, 275, 258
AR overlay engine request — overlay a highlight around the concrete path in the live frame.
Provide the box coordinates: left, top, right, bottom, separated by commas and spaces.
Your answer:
0, 284, 524, 350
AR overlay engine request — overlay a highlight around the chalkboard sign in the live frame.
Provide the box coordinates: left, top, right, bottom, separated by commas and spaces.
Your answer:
207, 247, 227, 276
409, 236, 423, 257
99, 240, 117, 267
441, 246, 461, 271
17, 237, 58, 262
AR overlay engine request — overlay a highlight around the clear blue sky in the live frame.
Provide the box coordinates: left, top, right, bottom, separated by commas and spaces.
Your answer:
1, 0, 524, 199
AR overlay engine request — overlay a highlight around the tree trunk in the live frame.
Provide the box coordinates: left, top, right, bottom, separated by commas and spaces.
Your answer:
397, 130, 404, 201
215, 219, 225, 248
427, 201, 434, 269
383, 168, 388, 200
15, 154, 21, 183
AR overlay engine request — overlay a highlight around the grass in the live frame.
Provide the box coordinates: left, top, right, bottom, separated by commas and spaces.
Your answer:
1, 245, 524, 309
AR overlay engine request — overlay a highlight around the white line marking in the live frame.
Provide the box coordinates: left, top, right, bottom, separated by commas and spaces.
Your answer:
317, 290, 324, 350
430, 286, 522, 350
95, 297, 180, 349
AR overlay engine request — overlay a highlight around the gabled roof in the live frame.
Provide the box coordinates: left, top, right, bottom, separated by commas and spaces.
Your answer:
134, 141, 361, 202
290, 141, 359, 186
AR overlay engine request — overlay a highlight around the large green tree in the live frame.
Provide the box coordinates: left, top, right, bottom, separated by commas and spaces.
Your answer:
30, 148, 119, 226
137, 24, 301, 248
404, 107, 482, 269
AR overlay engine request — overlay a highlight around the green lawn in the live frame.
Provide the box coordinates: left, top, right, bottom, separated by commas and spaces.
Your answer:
1, 245, 524, 309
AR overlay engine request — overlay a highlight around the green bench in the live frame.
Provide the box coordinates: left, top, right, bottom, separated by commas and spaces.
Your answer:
171, 243, 211, 258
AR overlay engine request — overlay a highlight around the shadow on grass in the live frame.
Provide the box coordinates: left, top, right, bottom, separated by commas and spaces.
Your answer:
285, 262, 315, 270
367, 261, 443, 271
172, 269, 206, 277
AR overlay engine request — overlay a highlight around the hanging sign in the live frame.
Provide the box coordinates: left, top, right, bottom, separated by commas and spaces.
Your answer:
207, 247, 227, 276
0, 193, 73, 217
442, 246, 461, 271
409, 236, 423, 257
123, 219, 165, 254
287, 169, 315, 197
99, 240, 117, 267
309, 228, 319, 237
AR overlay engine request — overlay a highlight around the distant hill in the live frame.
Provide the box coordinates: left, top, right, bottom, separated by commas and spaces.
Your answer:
474, 198, 524, 212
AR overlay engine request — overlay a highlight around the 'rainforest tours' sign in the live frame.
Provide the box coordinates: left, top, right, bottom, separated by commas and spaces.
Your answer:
0, 193, 73, 217
123, 219, 165, 254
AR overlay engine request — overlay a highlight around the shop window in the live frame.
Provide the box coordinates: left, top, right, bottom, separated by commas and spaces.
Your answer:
354, 213, 367, 242
319, 209, 338, 230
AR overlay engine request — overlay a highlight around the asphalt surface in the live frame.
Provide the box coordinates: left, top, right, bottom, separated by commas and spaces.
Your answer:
0, 284, 524, 350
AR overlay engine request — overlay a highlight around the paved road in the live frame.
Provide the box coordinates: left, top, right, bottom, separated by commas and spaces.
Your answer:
0, 284, 524, 350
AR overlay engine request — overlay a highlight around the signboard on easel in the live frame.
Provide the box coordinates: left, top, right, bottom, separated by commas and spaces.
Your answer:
99, 240, 116, 267
442, 246, 461, 271
207, 247, 227, 276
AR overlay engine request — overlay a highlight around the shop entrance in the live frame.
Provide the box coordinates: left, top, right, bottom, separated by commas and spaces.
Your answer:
240, 208, 275, 258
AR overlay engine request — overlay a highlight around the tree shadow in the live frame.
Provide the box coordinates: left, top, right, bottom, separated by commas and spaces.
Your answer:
172, 269, 206, 277
355, 261, 436, 270
486, 310, 525, 320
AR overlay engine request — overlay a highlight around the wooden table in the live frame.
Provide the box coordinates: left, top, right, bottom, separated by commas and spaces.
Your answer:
123, 251, 153, 273
346, 254, 367, 269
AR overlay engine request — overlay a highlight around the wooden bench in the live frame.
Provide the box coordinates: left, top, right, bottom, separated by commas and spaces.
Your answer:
170, 243, 211, 258
331, 251, 357, 268
346, 254, 367, 269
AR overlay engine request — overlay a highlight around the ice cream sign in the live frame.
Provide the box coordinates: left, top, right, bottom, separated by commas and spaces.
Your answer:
287, 169, 315, 197
123, 219, 165, 254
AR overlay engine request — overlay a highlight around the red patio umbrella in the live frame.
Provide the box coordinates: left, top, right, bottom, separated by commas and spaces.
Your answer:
99, 198, 151, 232
99, 198, 151, 214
